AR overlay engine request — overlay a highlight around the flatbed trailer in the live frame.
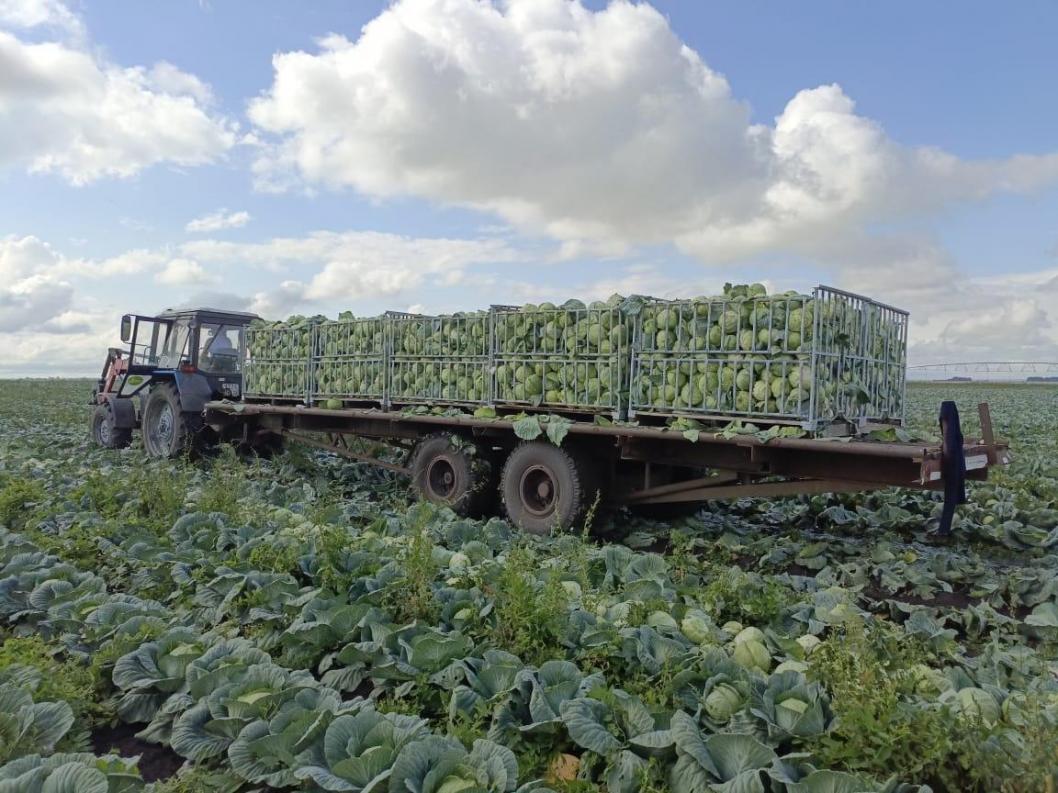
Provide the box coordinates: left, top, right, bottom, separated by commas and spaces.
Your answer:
204, 400, 1010, 534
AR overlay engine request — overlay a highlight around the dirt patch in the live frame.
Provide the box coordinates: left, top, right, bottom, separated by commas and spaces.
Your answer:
91, 723, 184, 782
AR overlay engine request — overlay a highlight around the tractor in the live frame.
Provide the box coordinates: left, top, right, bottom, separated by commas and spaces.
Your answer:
89, 307, 260, 458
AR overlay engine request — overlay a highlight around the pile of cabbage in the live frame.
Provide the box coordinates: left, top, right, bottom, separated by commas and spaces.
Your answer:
493, 295, 633, 411
243, 285, 905, 424
390, 313, 490, 403
632, 283, 906, 424
244, 317, 315, 398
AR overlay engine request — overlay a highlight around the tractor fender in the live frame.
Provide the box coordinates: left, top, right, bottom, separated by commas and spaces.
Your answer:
102, 395, 137, 429
173, 371, 214, 414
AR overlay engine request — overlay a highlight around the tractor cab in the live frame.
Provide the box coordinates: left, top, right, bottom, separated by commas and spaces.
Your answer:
91, 307, 259, 456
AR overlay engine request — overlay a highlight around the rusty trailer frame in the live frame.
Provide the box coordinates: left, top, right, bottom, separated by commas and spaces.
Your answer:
205, 400, 1008, 507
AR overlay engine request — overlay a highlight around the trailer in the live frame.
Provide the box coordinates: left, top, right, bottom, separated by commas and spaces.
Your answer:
203, 399, 1010, 534
88, 295, 1011, 535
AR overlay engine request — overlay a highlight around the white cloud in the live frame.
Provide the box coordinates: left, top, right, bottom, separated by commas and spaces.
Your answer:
186, 209, 252, 233
155, 257, 217, 287
249, 0, 1058, 264
0, 236, 73, 331
0, 273, 74, 332
0, 21, 235, 184
57, 248, 170, 278
0, 0, 82, 35
0, 235, 178, 333
181, 230, 519, 315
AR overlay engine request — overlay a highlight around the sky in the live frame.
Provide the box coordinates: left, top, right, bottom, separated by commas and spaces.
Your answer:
2, 0, 1057, 376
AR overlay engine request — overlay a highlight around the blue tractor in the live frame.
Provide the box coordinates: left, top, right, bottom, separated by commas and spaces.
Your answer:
90, 307, 261, 458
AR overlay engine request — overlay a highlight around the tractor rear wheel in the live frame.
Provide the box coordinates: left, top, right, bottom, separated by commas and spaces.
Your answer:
501, 442, 600, 535
90, 402, 132, 449
142, 384, 197, 459
409, 434, 496, 517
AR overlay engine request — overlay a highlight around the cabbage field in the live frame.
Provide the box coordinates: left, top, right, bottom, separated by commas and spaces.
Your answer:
1, 379, 1056, 792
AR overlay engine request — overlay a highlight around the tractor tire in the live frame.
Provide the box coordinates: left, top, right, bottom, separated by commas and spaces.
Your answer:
142, 384, 199, 459
501, 441, 599, 535
409, 434, 496, 517
90, 402, 132, 450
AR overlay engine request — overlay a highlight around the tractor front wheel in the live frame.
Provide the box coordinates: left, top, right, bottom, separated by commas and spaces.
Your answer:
142, 385, 197, 459
90, 402, 132, 449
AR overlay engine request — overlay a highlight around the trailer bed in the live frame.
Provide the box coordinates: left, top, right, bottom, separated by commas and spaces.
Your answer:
205, 400, 1009, 508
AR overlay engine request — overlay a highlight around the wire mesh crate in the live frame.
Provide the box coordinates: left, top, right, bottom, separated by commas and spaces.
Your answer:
490, 301, 635, 418
243, 323, 313, 402
629, 286, 908, 429
387, 312, 491, 406
310, 316, 387, 404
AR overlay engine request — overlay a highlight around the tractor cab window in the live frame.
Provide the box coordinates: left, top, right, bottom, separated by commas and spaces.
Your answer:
158, 322, 191, 369
129, 318, 170, 367
198, 323, 242, 373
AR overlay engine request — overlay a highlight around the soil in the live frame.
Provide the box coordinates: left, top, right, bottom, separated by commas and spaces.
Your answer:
91, 723, 184, 782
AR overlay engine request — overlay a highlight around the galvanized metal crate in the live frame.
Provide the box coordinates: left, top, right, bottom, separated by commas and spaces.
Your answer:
490, 302, 634, 418
310, 317, 387, 404
387, 312, 491, 406
243, 323, 313, 402
630, 286, 908, 429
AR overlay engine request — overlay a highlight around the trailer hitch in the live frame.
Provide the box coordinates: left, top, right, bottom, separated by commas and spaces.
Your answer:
937, 400, 967, 535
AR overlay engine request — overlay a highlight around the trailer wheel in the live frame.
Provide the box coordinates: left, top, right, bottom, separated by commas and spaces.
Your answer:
90, 403, 132, 450
501, 442, 599, 535
410, 434, 495, 517
142, 384, 198, 459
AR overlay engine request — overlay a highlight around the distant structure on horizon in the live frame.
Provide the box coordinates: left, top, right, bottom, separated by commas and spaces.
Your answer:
908, 361, 1058, 382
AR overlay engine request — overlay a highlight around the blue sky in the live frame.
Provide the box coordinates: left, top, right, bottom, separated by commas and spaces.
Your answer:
1, 0, 1057, 374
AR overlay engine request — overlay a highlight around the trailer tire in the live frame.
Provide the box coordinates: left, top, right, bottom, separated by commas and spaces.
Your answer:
90, 403, 132, 450
410, 434, 495, 517
501, 441, 597, 535
142, 384, 198, 459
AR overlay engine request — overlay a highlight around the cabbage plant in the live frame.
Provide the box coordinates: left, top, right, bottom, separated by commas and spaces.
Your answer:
0, 681, 75, 763
387, 735, 522, 793
293, 706, 429, 792
669, 711, 777, 793
749, 670, 833, 740
0, 753, 143, 793
112, 628, 206, 724
560, 689, 673, 793
171, 662, 318, 761
227, 686, 345, 788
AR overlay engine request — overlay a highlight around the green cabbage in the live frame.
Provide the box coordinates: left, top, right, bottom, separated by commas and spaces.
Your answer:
704, 682, 743, 722
732, 638, 771, 673
680, 609, 716, 645
951, 687, 1000, 726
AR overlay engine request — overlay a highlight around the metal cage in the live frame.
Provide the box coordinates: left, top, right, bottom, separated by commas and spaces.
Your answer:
310, 317, 388, 405
629, 286, 908, 429
243, 324, 313, 402
387, 312, 491, 406
490, 302, 633, 418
